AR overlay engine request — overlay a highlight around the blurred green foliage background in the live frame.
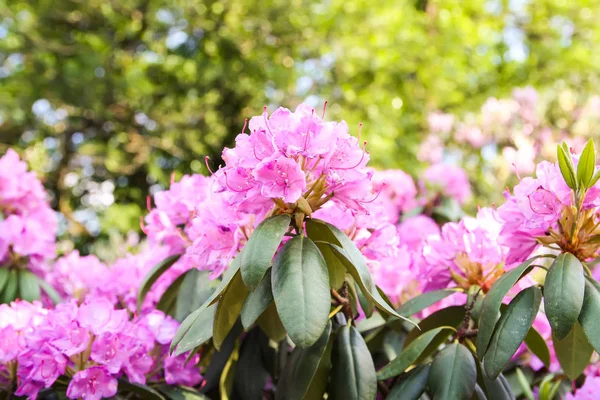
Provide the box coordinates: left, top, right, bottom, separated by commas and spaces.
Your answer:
1, 0, 600, 250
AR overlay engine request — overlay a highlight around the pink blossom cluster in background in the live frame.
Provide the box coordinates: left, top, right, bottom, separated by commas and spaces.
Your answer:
0, 149, 57, 272
0, 299, 201, 399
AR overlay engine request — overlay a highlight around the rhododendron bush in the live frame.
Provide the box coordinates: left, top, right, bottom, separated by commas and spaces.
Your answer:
3, 104, 600, 400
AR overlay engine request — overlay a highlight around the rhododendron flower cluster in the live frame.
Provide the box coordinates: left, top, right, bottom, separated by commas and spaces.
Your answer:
498, 157, 600, 264
217, 104, 372, 214
0, 299, 201, 399
0, 150, 57, 270
421, 207, 506, 291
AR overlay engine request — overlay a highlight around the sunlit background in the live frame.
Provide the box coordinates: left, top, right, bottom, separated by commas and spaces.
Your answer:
1, 0, 600, 255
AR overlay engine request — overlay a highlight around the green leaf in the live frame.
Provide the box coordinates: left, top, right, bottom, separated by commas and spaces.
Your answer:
524, 327, 551, 369
315, 241, 346, 290
304, 334, 333, 400
156, 272, 187, 317
330, 324, 377, 400
590, 169, 600, 188
171, 304, 217, 356
377, 327, 452, 380
175, 269, 220, 322
17, 270, 41, 302
37, 277, 62, 304
0, 268, 9, 293
138, 254, 181, 311
544, 253, 585, 340
557, 143, 577, 190
308, 219, 396, 319
404, 306, 465, 347
428, 343, 477, 400
1, 269, 18, 303
158, 386, 210, 400
515, 368, 534, 400
483, 286, 542, 379
387, 364, 430, 400
233, 330, 270, 400
171, 258, 245, 354
577, 139, 596, 188
240, 214, 291, 289
578, 278, 600, 354
213, 270, 249, 350
553, 322, 593, 380
477, 256, 540, 359
272, 235, 330, 348
256, 302, 287, 342
481, 373, 516, 400
118, 379, 166, 400
241, 272, 273, 330
276, 321, 332, 400
207, 256, 242, 306
395, 289, 458, 318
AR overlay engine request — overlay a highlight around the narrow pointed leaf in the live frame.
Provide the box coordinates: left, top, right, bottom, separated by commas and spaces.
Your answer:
241, 272, 273, 330
257, 302, 287, 342
240, 214, 291, 289
577, 139, 595, 188
553, 322, 593, 380
272, 235, 330, 348
377, 327, 451, 380
156, 272, 187, 317
315, 241, 346, 290
579, 278, 600, 354
483, 286, 542, 379
1, 269, 17, 303
477, 256, 540, 359
171, 258, 243, 354
137, 254, 181, 311
557, 144, 577, 190
276, 322, 332, 400
544, 253, 585, 340
0, 268, 8, 293
395, 289, 458, 317
387, 364, 430, 400
428, 343, 477, 400
524, 327, 551, 368
38, 277, 62, 304
213, 270, 249, 350
330, 324, 377, 400
175, 269, 220, 322
171, 304, 217, 356
17, 270, 41, 302
481, 372, 516, 400
404, 306, 465, 346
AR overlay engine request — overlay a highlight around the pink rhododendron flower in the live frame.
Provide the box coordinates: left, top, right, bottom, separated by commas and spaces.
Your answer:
254, 155, 307, 203
371, 169, 418, 223
421, 207, 505, 291
46, 251, 112, 300
564, 377, 600, 400
66, 366, 118, 400
421, 163, 472, 205
497, 156, 600, 264
0, 149, 57, 266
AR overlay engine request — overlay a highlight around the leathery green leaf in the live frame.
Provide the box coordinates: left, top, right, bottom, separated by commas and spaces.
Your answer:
330, 324, 377, 400
483, 286, 541, 379
240, 214, 291, 289
377, 327, 452, 380
544, 253, 585, 340
428, 343, 477, 400
476, 256, 540, 359
272, 235, 330, 348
